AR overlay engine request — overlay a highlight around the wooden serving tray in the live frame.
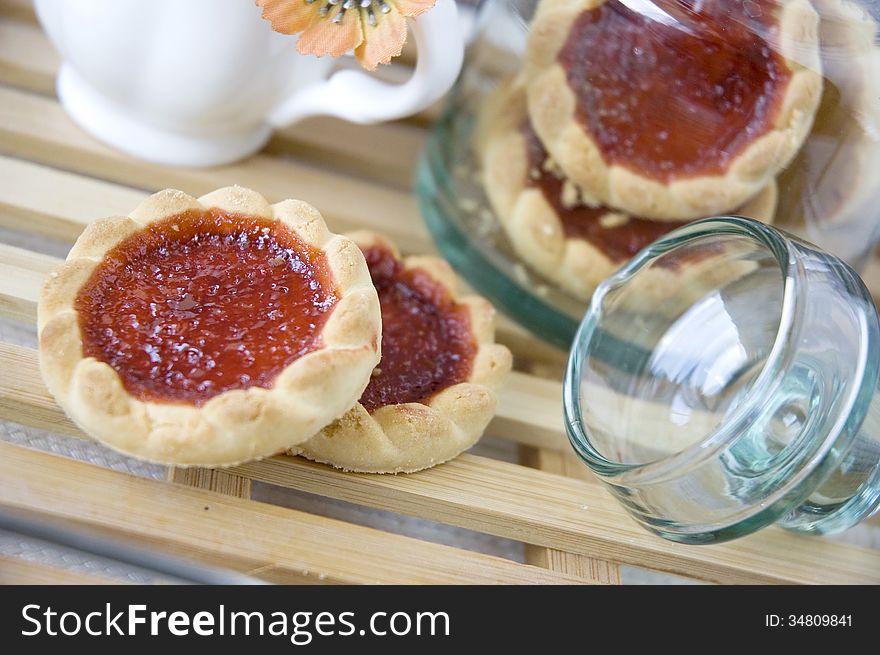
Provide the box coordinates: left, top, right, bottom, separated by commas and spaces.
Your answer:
0, 0, 878, 585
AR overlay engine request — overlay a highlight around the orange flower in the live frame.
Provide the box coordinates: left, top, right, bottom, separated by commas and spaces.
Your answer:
257, 0, 436, 71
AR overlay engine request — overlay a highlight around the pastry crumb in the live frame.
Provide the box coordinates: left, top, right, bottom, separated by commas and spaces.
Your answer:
459, 197, 479, 213
541, 156, 565, 179
561, 180, 581, 209
600, 212, 630, 229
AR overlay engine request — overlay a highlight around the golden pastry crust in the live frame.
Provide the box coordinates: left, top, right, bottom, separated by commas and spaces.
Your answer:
525, 0, 821, 220
293, 231, 513, 473
38, 187, 382, 467
481, 80, 778, 300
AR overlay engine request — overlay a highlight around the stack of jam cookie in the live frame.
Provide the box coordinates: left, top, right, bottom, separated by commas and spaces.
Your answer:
479, 0, 823, 301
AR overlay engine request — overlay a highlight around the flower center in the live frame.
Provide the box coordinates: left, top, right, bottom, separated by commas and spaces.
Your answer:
309, 0, 393, 26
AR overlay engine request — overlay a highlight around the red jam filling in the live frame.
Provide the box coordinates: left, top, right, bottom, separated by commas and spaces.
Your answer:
359, 245, 476, 413
558, 0, 791, 182
523, 121, 688, 262
75, 209, 338, 406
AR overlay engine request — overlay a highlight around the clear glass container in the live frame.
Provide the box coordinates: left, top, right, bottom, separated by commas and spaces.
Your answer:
564, 216, 880, 543
416, 0, 880, 348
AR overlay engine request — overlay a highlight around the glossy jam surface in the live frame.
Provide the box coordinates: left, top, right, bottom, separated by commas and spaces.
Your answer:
558, 0, 791, 182
75, 209, 338, 405
523, 122, 687, 262
359, 245, 476, 412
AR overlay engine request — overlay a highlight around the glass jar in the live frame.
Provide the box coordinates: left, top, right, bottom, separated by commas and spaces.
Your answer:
563, 216, 880, 543
416, 0, 880, 348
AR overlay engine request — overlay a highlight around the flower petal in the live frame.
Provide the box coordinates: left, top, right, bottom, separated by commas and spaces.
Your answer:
355, 9, 408, 71
256, 0, 318, 35
390, 0, 437, 19
297, 5, 364, 58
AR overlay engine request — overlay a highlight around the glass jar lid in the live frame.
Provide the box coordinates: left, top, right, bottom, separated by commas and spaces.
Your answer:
564, 216, 880, 543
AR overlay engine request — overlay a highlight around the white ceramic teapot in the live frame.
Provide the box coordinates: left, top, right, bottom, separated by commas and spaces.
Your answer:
35, 0, 463, 166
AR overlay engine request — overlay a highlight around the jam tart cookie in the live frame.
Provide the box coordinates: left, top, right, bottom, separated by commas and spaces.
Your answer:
525, 0, 821, 220
38, 187, 381, 467
481, 80, 778, 301
293, 231, 512, 473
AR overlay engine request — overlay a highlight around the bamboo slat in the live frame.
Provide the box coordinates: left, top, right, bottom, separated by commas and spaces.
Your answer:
0, 14, 55, 94
0, 0, 36, 25
169, 417, 253, 505
229, 457, 880, 585
0, 156, 147, 242
520, 446, 621, 584
0, 442, 585, 585
170, 468, 253, 500
0, 342, 81, 437
266, 119, 425, 191
1, 341, 878, 584
0, 248, 43, 322
0, 554, 119, 584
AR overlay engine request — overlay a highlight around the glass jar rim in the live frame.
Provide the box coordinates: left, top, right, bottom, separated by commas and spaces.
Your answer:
564, 216, 802, 485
